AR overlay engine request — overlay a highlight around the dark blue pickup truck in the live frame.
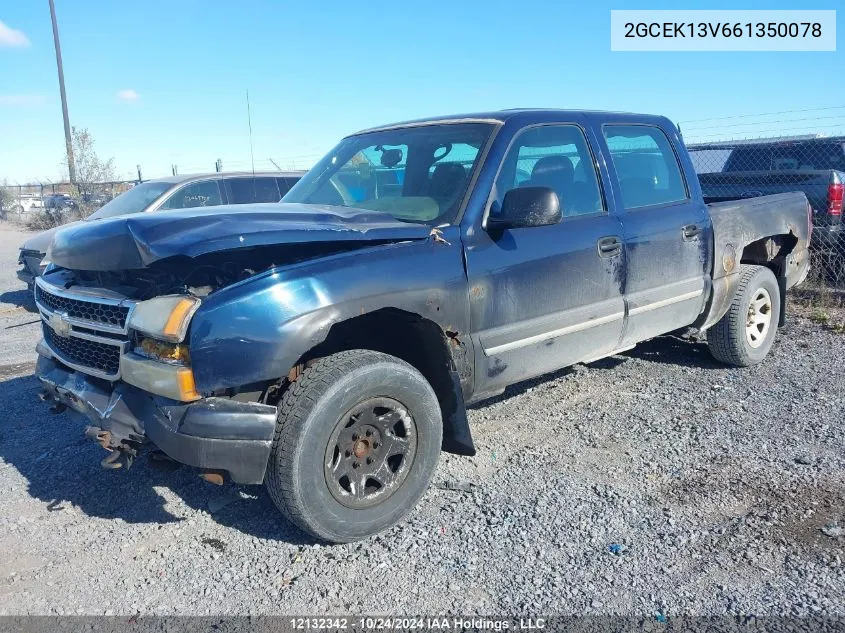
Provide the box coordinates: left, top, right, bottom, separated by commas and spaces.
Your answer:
34, 110, 811, 542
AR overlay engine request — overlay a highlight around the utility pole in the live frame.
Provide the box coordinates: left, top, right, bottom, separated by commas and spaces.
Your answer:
48, 0, 76, 184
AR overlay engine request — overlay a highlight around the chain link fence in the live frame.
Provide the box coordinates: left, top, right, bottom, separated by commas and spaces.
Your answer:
687, 135, 845, 293
0, 180, 136, 228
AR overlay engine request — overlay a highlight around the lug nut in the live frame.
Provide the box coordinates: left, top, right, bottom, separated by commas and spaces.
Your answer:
352, 434, 359, 441
366, 457, 373, 465
352, 462, 360, 469
365, 430, 372, 437
344, 450, 351, 457
373, 442, 380, 448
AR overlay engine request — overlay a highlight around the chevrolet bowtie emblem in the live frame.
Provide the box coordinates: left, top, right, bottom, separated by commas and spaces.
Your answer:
48, 311, 72, 338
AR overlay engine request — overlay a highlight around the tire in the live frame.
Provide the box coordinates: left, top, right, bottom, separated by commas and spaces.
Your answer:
265, 349, 442, 542
707, 264, 781, 367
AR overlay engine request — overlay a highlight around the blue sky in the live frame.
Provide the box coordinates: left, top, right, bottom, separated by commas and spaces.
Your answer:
0, 0, 842, 183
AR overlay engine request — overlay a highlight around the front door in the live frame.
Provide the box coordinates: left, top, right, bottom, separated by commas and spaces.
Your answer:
464, 123, 626, 395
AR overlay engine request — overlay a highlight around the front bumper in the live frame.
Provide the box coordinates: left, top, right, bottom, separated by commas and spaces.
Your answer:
17, 251, 45, 286
35, 348, 277, 484
16, 268, 35, 287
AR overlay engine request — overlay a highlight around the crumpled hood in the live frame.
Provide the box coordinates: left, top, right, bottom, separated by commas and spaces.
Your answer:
22, 221, 82, 255
47, 203, 432, 271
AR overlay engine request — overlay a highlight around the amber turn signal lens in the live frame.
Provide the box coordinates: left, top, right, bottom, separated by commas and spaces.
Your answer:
176, 367, 201, 401
163, 298, 199, 339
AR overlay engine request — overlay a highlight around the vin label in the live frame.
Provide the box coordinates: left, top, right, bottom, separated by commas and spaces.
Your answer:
610, 10, 836, 51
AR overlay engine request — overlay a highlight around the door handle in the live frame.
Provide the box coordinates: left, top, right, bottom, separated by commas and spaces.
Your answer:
597, 235, 622, 258
682, 224, 702, 240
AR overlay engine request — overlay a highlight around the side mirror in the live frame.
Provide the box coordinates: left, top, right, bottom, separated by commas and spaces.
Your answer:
489, 187, 561, 230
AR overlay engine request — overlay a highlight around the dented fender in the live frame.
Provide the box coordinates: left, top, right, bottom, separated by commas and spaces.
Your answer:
697, 191, 811, 330
188, 226, 474, 395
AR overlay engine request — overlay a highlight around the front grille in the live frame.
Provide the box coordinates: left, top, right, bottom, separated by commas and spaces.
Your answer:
36, 284, 129, 328
43, 323, 121, 376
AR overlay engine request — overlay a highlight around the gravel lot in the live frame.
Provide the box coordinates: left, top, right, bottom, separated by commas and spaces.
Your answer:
0, 220, 843, 617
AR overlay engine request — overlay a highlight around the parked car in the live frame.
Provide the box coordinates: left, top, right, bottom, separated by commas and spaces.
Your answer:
693, 137, 844, 250
34, 109, 810, 542
80, 191, 113, 208
16, 171, 305, 288
43, 193, 77, 210
9, 193, 43, 215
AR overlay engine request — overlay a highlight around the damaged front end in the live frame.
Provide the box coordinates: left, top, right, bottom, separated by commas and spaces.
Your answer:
33, 266, 278, 483
34, 203, 462, 480
36, 345, 277, 483
34, 204, 442, 482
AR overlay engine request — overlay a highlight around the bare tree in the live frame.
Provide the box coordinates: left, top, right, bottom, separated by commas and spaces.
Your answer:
0, 180, 12, 220
62, 127, 118, 195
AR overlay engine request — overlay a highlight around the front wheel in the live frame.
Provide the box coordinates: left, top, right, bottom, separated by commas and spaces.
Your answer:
707, 264, 781, 367
264, 349, 442, 542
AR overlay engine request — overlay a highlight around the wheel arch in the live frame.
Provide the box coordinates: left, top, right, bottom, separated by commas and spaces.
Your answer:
697, 231, 801, 331
270, 308, 476, 457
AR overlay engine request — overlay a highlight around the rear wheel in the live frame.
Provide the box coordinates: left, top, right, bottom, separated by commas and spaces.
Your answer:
707, 264, 780, 367
264, 349, 442, 542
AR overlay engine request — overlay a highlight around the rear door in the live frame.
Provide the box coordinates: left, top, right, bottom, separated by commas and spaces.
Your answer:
464, 122, 626, 394
601, 123, 711, 346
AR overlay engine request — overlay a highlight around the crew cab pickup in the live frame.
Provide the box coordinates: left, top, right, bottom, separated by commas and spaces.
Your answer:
35, 110, 811, 542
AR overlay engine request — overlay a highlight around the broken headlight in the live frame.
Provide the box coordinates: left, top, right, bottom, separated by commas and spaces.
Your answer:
134, 337, 191, 365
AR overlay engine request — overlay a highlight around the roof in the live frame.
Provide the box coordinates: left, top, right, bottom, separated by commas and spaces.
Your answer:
350, 108, 646, 135
145, 170, 307, 185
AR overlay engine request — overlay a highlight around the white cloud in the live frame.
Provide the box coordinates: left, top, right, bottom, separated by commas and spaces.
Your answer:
0, 94, 45, 106
0, 21, 30, 48
116, 89, 140, 102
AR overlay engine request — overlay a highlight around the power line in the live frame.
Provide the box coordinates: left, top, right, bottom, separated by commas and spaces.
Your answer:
679, 105, 845, 124
683, 113, 845, 132
684, 122, 845, 141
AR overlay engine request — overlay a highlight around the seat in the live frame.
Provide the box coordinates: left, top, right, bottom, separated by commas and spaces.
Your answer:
427, 163, 468, 212
522, 155, 575, 211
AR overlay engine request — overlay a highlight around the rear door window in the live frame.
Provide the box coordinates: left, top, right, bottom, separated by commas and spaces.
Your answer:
277, 177, 300, 197
160, 180, 223, 210
224, 177, 281, 203
603, 125, 688, 209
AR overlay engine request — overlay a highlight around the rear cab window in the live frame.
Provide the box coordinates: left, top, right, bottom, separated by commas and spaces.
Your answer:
603, 125, 688, 209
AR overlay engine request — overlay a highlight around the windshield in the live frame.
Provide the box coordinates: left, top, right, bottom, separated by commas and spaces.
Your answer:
86, 182, 173, 220
283, 123, 494, 224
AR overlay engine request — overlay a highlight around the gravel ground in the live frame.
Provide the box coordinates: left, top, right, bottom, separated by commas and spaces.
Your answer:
0, 223, 39, 374
0, 220, 843, 616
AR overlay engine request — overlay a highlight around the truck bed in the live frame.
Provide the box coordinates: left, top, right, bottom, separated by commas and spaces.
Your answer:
698, 169, 843, 231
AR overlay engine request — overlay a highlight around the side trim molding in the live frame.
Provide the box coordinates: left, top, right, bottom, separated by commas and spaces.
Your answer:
484, 311, 624, 355
628, 289, 704, 316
